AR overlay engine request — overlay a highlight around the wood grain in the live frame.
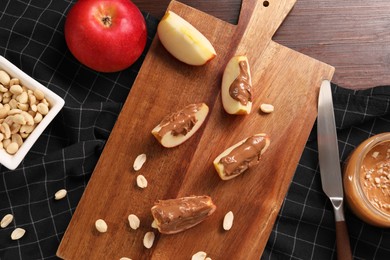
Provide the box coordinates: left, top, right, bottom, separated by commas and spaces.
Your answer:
57, 0, 334, 259
336, 221, 353, 260
133, 0, 390, 89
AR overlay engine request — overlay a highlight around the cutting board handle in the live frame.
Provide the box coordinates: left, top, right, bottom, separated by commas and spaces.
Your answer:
235, 0, 297, 54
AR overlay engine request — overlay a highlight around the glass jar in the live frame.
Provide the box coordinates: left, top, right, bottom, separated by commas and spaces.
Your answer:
343, 132, 390, 227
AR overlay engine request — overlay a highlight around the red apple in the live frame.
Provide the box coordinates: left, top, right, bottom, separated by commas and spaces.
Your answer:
64, 0, 147, 73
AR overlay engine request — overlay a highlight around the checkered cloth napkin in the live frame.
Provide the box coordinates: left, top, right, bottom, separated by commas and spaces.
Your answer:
0, 1, 389, 259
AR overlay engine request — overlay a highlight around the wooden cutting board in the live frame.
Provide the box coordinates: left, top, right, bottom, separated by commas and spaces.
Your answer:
57, 0, 334, 259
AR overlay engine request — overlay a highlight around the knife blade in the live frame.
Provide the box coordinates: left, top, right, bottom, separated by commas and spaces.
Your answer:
317, 80, 353, 260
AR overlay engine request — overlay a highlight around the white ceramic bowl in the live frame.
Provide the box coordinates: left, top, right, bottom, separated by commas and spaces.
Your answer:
0, 55, 65, 170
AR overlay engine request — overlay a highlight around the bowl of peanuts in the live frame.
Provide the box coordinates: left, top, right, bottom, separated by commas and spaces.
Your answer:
0, 55, 65, 170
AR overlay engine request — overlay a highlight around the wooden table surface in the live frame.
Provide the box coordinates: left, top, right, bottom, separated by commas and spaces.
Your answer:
133, 0, 390, 90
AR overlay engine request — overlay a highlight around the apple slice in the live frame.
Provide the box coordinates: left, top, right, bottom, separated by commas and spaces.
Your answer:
151, 195, 216, 234
152, 103, 209, 148
157, 11, 216, 66
221, 55, 253, 115
213, 133, 270, 180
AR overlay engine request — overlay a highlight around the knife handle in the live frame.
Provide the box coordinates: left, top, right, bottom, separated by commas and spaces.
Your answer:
336, 221, 353, 260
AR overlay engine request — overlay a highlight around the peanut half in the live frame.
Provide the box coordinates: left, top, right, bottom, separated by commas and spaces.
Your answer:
143, 231, 155, 249
136, 175, 148, 189
1, 213, 13, 228
133, 153, 147, 171
54, 189, 67, 200
11, 227, 26, 240
223, 211, 234, 231
95, 219, 108, 233
191, 251, 208, 260
128, 214, 140, 230
0, 70, 10, 85
260, 103, 274, 114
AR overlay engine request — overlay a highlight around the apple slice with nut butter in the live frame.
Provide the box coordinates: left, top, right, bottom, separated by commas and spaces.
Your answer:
213, 133, 270, 180
221, 55, 253, 115
157, 11, 216, 66
151, 195, 216, 234
151, 103, 209, 148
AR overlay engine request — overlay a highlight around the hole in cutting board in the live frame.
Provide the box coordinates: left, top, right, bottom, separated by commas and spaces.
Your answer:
263, 1, 270, 7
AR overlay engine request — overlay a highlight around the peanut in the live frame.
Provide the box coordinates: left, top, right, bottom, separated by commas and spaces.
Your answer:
29, 94, 36, 106
0, 106, 9, 119
133, 153, 147, 171
223, 211, 234, 231
21, 111, 34, 126
151, 220, 158, 229
1, 122, 11, 139
17, 103, 29, 111
1, 213, 13, 228
2, 138, 11, 149
0, 70, 10, 85
11, 228, 26, 240
143, 231, 155, 249
8, 108, 22, 115
17, 91, 28, 104
192, 251, 207, 260
9, 85, 23, 95
260, 103, 274, 114
95, 219, 108, 233
10, 123, 21, 134
12, 114, 26, 125
128, 214, 140, 230
33, 89, 44, 100
8, 99, 18, 109
20, 124, 35, 134
11, 134, 23, 147
33, 113, 43, 124
37, 103, 49, 115
136, 175, 148, 189
9, 78, 19, 86
54, 189, 67, 200
0, 84, 8, 93
6, 142, 19, 155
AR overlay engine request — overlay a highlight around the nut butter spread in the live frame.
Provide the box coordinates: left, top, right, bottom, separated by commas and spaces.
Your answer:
151, 195, 216, 234
157, 103, 202, 137
229, 60, 252, 105
360, 142, 390, 214
220, 135, 267, 177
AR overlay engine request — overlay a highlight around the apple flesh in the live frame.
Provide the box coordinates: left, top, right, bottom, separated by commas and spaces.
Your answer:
213, 133, 270, 180
152, 103, 209, 148
221, 56, 252, 115
64, 0, 147, 73
157, 11, 216, 66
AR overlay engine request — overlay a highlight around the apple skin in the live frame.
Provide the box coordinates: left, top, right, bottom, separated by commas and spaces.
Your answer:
64, 0, 147, 73
222, 56, 252, 115
157, 11, 216, 66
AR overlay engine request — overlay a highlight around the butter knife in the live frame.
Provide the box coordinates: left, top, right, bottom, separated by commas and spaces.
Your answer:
317, 80, 353, 260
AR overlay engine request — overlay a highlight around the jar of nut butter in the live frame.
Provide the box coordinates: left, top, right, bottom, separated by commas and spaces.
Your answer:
343, 133, 390, 227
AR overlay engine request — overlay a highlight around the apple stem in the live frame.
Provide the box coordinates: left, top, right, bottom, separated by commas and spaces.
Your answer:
101, 16, 112, 27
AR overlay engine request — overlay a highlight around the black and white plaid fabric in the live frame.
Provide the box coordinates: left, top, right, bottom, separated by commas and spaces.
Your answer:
0, 1, 389, 259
